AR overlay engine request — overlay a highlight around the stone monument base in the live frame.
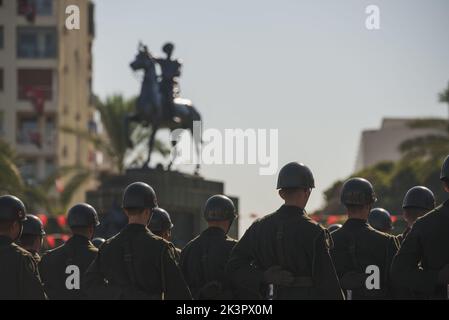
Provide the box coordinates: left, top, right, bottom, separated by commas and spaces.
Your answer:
86, 168, 239, 248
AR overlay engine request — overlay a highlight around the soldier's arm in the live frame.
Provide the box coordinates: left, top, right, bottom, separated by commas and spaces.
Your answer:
21, 255, 47, 300
390, 226, 439, 294
312, 230, 345, 299
226, 224, 264, 299
162, 245, 192, 300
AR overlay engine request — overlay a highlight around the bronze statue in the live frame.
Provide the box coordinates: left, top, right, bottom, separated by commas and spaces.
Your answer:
125, 43, 202, 174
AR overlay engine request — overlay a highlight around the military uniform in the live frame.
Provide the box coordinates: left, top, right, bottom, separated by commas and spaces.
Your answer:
84, 224, 191, 300
181, 227, 237, 299
391, 200, 449, 299
227, 205, 343, 300
39, 234, 98, 300
331, 219, 399, 299
0, 195, 46, 300
84, 181, 191, 300
0, 235, 47, 300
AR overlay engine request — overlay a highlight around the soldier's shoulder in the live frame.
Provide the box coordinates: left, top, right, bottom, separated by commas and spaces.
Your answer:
12, 242, 35, 259
40, 243, 66, 262
413, 204, 444, 229
366, 225, 396, 244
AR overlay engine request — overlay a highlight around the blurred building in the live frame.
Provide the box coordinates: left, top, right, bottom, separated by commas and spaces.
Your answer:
0, 0, 99, 205
355, 118, 444, 171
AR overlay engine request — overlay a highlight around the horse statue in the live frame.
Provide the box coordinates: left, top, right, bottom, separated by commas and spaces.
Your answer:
125, 43, 202, 174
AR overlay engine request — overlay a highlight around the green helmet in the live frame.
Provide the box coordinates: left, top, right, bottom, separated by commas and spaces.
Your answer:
402, 186, 435, 211
203, 195, 237, 222
340, 178, 377, 206
22, 214, 45, 236
277, 162, 315, 190
122, 182, 158, 209
148, 208, 174, 233
0, 195, 27, 222
440, 155, 449, 181
67, 203, 100, 228
368, 208, 393, 232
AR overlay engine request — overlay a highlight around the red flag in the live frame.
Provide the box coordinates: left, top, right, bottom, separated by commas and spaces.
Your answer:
57, 215, 67, 228
25, 86, 45, 115
37, 213, 48, 227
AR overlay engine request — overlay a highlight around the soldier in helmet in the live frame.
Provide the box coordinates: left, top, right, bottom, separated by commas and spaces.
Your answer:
227, 162, 344, 300
39, 203, 100, 300
396, 186, 435, 243
180, 195, 238, 300
85, 182, 191, 300
0, 195, 46, 299
368, 208, 393, 233
148, 207, 180, 260
330, 178, 399, 300
391, 156, 449, 299
18, 214, 46, 263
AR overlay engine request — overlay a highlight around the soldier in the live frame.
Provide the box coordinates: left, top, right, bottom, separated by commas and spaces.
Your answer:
180, 195, 238, 300
391, 156, 449, 299
368, 208, 393, 233
18, 214, 46, 263
39, 203, 99, 300
0, 195, 46, 300
148, 207, 181, 259
227, 162, 344, 300
331, 178, 399, 300
397, 186, 435, 243
84, 182, 191, 300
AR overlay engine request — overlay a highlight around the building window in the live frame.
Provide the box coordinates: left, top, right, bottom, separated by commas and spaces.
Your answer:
19, 158, 38, 182
44, 115, 56, 146
17, 114, 38, 145
18, 0, 53, 17
0, 26, 4, 49
17, 69, 52, 100
45, 158, 55, 177
0, 69, 3, 91
17, 27, 57, 58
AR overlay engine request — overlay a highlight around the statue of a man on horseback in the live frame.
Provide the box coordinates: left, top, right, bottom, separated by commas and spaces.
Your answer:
125, 42, 202, 174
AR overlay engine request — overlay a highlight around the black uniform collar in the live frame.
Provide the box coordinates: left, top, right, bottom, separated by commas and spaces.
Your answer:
278, 205, 306, 216
0, 235, 13, 246
343, 218, 369, 229
123, 223, 148, 233
202, 226, 226, 237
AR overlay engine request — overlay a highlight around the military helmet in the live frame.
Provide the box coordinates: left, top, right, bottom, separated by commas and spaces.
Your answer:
328, 224, 342, 233
277, 162, 315, 190
92, 237, 105, 249
440, 155, 449, 181
122, 182, 158, 209
368, 208, 393, 232
0, 195, 27, 222
162, 42, 175, 55
148, 208, 174, 233
340, 178, 377, 206
22, 214, 45, 236
402, 186, 435, 211
67, 203, 100, 228
203, 195, 237, 222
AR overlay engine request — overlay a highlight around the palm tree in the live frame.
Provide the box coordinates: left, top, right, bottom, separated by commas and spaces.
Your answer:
62, 94, 169, 174
0, 138, 24, 194
439, 81, 449, 119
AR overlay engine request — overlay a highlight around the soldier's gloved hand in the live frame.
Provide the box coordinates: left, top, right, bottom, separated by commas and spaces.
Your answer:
263, 266, 294, 286
437, 264, 449, 285
340, 271, 366, 289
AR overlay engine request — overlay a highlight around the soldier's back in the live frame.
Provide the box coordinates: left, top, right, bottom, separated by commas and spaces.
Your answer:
180, 227, 237, 299
39, 235, 98, 300
331, 219, 398, 299
0, 236, 46, 300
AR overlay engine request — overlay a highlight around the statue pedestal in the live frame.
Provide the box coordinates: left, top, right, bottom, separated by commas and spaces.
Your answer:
86, 169, 239, 247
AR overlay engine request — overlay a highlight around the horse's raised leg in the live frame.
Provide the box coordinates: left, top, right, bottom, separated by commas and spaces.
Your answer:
143, 124, 159, 169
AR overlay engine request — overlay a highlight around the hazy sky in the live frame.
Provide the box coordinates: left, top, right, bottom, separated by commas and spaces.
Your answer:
93, 0, 449, 233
